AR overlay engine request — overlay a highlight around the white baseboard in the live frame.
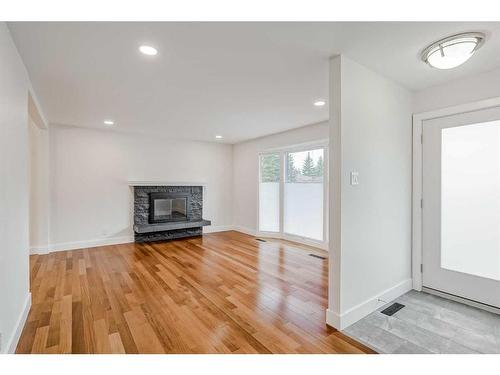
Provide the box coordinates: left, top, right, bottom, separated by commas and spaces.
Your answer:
30, 225, 324, 253
29, 246, 49, 255
231, 225, 257, 236
48, 235, 134, 253
31, 227, 248, 254
279, 233, 328, 250
326, 278, 412, 330
4, 293, 31, 354
230, 226, 328, 250
33, 227, 244, 253
203, 225, 235, 233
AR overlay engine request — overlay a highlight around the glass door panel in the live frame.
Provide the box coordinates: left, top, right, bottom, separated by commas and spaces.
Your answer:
259, 153, 280, 232
441, 121, 500, 281
283, 148, 324, 241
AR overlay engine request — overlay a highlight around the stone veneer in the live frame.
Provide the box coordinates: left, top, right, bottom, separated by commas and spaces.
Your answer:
133, 186, 203, 242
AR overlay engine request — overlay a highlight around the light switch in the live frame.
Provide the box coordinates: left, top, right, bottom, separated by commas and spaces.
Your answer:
350, 171, 359, 185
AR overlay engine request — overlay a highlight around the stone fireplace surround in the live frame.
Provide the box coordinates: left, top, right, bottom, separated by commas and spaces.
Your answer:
132, 184, 211, 243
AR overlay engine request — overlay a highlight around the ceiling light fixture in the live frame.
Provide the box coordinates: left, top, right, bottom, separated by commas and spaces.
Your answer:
103, 120, 114, 126
314, 100, 326, 107
215, 135, 223, 139
139, 45, 158, 56
421, 32, 485, 70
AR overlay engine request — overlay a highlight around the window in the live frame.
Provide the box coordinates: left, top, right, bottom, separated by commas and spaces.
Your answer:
284, 149, 324, 241
259, 153, 280, 232
258, 145, 327, 245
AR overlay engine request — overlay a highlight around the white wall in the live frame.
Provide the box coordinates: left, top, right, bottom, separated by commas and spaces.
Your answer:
0, 23, 31, 353
414, 66, 500, 113
327, 55, 413, 329
48, 125, 233, 250
232, 122, 328, 233
29, 119, 50, 252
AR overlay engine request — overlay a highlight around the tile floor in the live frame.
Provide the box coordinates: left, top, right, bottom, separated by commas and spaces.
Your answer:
343, 290, 500, 353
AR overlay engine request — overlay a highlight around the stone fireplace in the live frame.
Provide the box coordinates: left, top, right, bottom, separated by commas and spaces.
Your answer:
132, 185, 211, 243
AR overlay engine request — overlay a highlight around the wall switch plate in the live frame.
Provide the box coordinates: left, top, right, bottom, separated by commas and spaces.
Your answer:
350, 171, 359, 185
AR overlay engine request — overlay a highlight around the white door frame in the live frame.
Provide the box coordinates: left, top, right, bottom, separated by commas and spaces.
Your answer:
412, 96, 500, 291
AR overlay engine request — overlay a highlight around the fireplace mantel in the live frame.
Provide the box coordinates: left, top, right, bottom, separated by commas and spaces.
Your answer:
128, 181, 207, 187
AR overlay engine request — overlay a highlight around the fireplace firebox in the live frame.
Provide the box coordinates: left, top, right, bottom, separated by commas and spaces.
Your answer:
149, 192, 189, 223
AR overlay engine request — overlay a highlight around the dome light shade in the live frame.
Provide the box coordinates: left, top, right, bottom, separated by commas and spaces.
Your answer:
139, 45, 158, 56
421, 32, 485, 70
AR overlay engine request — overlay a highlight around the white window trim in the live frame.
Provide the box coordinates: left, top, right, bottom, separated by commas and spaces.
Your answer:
412, 96, 500, 291
257, 141, 329, 250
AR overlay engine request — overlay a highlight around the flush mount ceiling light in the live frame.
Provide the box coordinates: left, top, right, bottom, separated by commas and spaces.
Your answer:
421, 32, 485, 70
215, 135, 223, 139
139, 45, 158, 56
103, 120, 114, 126
314, 100, 326, 107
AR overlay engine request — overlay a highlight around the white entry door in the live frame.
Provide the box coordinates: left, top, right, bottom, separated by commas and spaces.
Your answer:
422, 105, 500, 309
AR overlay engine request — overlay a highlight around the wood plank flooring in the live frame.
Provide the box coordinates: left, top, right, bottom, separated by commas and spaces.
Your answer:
16, 231, 374, 354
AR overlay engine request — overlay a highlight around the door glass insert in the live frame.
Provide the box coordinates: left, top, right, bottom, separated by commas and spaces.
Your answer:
441, 120, 500, 281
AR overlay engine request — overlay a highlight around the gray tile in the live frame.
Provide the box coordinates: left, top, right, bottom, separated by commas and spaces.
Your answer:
451, 327, 500, 354
344, 318, 408, 353
423, 293, 500, 335
393, 305, 461, 340
400, 293, 500, 352
364, 312, 475, 353
399, 292, 500, 337
392, 341, 432, 354
343, 291, 500, 354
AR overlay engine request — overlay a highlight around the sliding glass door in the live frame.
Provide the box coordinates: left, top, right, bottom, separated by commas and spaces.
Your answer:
258, 145, 327, 246
284, 148, 324, 241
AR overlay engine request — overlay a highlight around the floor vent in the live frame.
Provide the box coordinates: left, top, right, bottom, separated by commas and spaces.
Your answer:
308, 254, 326, 260
256, 238, 266, 242
380, 302, 405, 316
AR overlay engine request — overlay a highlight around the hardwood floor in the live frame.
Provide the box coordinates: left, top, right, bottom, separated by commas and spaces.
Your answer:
16, 231, 374, 354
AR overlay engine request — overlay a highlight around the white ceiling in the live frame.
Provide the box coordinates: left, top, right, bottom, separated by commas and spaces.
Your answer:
9, 22, 500, 143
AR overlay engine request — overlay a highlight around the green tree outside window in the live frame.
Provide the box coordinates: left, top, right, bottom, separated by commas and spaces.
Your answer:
301, 152, 316, 177
260, 154, 280, 182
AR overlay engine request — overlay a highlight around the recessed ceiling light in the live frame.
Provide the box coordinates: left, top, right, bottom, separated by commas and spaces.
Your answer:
103, 120, 114, 126
139, 45, 158, 56
421, 32, 485, 70
314, 100, 326, 107
215, 135, 223, 139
